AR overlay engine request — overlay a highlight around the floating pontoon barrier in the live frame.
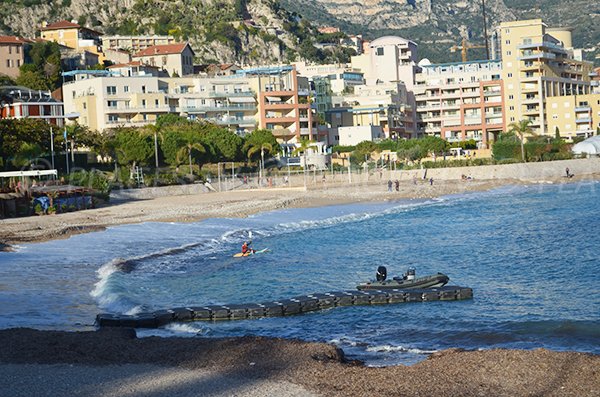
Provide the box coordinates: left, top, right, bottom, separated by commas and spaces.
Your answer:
96, 285, 473, 328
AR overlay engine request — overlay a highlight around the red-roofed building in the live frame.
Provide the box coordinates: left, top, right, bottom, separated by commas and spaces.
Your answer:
0, 36, 29, 79
132, 43, 195, 77
40, 20, 102, 60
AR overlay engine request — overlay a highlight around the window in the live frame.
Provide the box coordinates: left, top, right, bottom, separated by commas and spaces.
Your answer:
523, 38, 532, 45
155, 99, 159, 107
16, 46, 20, 54
8, 46, 11, 54
376, 47, 384, 56
506, 51, 512, 56
108, 115, 118, 122
505, 40, 510, 45
106, 86, 117, 95
142, 99, 146, 108
107, 100, 117, 108
508, 73, 513, 78
505, 29, 510, 34
510, 117, 515, 121
83, 103, 87, 109
509, 95, 514, 99
124, 86, 129, 93
141, 86, 146, 93
552, 115, 557, 119
509, 106, 514, 110
16, 60, 20, 67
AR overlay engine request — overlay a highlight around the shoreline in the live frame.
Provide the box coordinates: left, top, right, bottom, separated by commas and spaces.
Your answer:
2, 175, 590, 249
0, 328, 598, 397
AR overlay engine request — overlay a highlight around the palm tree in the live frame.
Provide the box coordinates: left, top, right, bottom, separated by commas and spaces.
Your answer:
177, 140, 206, 176
292, 138, 319, 187
247, 142, 273, 183
508, 119, 536, 162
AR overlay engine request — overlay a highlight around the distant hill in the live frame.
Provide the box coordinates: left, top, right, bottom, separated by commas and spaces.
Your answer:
280, 0, 600, 64
1, 0, 597, 66
0, 0, 354, 66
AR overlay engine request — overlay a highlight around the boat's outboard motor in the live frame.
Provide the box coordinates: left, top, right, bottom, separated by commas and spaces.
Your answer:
376, 266, 387, 282
405, 267, 416, 281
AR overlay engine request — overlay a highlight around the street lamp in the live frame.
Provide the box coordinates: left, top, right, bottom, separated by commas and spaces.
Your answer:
48, 112, 79, 178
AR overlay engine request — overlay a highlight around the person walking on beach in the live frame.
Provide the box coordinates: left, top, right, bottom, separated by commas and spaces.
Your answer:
565, 167, 570, 178
394, 180, 399, 191
387, 180, 393, 192
429, 177, 434, 186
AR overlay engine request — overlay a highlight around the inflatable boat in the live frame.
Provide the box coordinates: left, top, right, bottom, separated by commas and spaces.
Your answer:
357, 266, 449, 290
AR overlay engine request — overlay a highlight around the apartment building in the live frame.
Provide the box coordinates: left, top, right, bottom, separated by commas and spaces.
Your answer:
496, 19, 593, 135
169, 76, 257, 135
328, 82, 410, 142
241, 65, 316, 143
351, 36, 420, 136
0, 36, 28, 79
132, 43, 195, 77
62, 71, 171, 131
102, 35, 176, 52
62, 66, 313, 139
293, 61, 364, 94
0, 85, 65, 127
546, 94, 600, 140
40, 20, 103, 60
414, 60, 504, 148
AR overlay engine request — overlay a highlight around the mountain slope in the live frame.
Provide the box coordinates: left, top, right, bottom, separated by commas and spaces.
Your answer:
280, 0, 600, 64
0, 0, 350, 65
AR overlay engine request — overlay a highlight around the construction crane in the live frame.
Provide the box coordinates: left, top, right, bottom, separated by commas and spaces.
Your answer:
450, 38, 487, 62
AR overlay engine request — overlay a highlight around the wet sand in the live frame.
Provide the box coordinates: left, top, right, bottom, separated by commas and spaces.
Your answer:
0, 328, 598, 397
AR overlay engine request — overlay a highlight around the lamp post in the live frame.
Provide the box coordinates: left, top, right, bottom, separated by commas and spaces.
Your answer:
50, 126, 55, 173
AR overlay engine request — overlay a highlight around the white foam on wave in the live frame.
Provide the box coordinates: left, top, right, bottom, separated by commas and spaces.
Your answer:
366, 344, 438, 355
135, 322, 206, 338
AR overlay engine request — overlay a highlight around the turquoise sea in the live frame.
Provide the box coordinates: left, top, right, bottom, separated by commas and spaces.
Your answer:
1, 182, 599, 366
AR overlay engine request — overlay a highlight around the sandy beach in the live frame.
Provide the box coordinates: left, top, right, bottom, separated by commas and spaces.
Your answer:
1, 172, 599, 396
1, 177, 521, 247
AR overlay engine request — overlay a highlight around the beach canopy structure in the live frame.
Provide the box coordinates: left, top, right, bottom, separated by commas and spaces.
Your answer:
0, 170, 57, 179
572, 136, 600, 156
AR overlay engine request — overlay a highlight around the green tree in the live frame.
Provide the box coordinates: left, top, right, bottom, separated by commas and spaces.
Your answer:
292, 138, 318, 170
0, 75, 15, 86
177, 130, 207, 176
16, 41, 62, 90
113, 127, 154, 172
0, 118, 51, 169
508, 120, 536, 162
352, 140, 379, 165
200, 125, 244, 162
242, 129, 279, 163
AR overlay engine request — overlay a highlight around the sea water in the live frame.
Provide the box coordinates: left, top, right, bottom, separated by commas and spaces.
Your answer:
1, 182, 599, 366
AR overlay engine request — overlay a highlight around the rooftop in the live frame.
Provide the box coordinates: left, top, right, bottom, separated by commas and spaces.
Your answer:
133, 43, 192, 57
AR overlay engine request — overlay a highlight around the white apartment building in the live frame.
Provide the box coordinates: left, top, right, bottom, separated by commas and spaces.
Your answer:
351, 36, 420, 136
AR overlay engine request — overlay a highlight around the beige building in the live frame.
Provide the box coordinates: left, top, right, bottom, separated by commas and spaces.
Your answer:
546, 94, 600, 140
102, 35, 176, 52
414, 60, 504, 148
496, 19, 593, 135
40, 20, 103, 61
0, 36, 28, 79
63, 71, 171, 131
351, 36, 420, 136
132, 43, 195, 77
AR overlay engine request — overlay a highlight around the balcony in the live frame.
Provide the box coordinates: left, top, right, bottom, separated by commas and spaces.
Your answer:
575, 106, 591, 112
213, 116, 256, 126
181, 104, 256, 113
105, 105, 172, 113
206, 91, 255, 98
575, 117, 591, 123
517, 42, 567, 54
518, 52, 556, 61
464, 116, 482, 125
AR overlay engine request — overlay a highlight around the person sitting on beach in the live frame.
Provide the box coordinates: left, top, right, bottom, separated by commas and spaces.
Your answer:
241, 241, 255, 255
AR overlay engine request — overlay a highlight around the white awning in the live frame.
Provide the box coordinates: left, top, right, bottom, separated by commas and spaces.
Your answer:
0, 170, 57, 178
266, 96, 282, 102
229, 96, 256, 103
